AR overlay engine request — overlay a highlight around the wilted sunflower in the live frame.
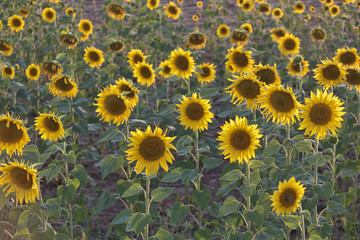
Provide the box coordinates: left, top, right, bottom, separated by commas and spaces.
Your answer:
0, 114, 30, 157
176, 93, 214, 132
225, 47, 254, 74
126, 126, 176, 175
116, 78, 139, 108
344, 68, 360, 92
41, 61, 62, 78
8, 15, 25, 32
314, 59, 346, 88
133, 62, 156, 86
259, 85, 301, 125
217, 24, 230, 38
18, 7, 30, 18
0, 162, 39, 205
258, 3, 271, 15
164, 1, 182, 20
127, 49, 146, 68
78, 19, 93, 35
270, 28, 286, 42
293, 2, 305, 13
58, 33, 78, 49
25, 64, 40, 81
106, 3, 125, 20
159, 60, 173, 78
192, 15, 199, 22
94, 84, 132, 126
270, 177, 305, 216
84, 47, 105, 68
217, 116, 262, 164
253, 63, 281, 85
225, 74, 263, 110
0, 40, 13, 56
168, 47, 195, 79
47, 75, 78, 98
65, 8, 75, 16
147, 0, 159, 10
329, 5, 340, 17
287, 58, 310, 77
230, 30, 248, 47
195, 63, 216, 84
109, 41, 124, 53
310, 28, 326, 43
42, 8, 56, 23
272, 8, 284, 18
333, 47, 359, 68
299, 90, 345, 140
186, 32, 206, 50
241, 23, 252, 34
278, 33, 300, 56
35, 113, 65, 142
242, 0, 254, 12
2, 66, 15, 79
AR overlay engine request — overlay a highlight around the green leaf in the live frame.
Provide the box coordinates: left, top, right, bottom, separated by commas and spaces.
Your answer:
0, 185, 12, 209
294, 140, 313, 152
181, 168, 198, 185
312, 182, 333, 200
130, 213, 152, 235
101, 155, 124, 179
249, 160, 265, 169
30, 228, 55, 240
283, 215, 301, 229
170, 202, 190, 224
262, 140, 281, 157
95, 191, 116, 215
326, 201, 346, 215
111, 209, 133, 225
250, 170, 260, 184
22, 145, 40, 164
155, 228, 173, 240
57, 184, 76, 203
161, 167, 181, 183
220, 169, 243, 182
55, 233, 71, 240
151, 187, 174, 202
39, 162, 62, 183
203, 157, 223, 170
339, 168, 357, 178
219, 196, 240, 217
63, 151, 76, 165
239, 184, 256, 198
97, 127, 125, 143
74, 205, 88, 223
259, 222, 285, 239
71, 164, 88, 186
194, 228, 212, 240
192, 189, 211, 209
122, 183, 143, 198
309, 235, 323, 240
12, 228, 30, 240
243, 205, 264, 227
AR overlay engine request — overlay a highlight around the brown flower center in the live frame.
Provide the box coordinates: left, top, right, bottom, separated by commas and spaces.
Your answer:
0, 120, 24, 144
30, 68, 38, 76
312, 29, 326, 40
310, 103, 332, 125
322, 65, 340, 80
295, 3, 304, 10
220, 27, 228, 34
82, 22, 90, 31
283, 38, 296, 50
163, 65, 171, 74
168, 6, 178, 15
274, 10, 281, 16
237, 79, 260, 99
150, 0, 157, 6
243, 3, 250, 9
133, 54, 143, 65
339, 52, 356, 65
345, 69, 360, 85
46, 11, 54, 19
188, 34, 206, 45
110, 42, 124, 51
269, 91, 294, 113
274, 29, 286, 38
108, 4, 124, 15
104, 95, 126, 115
89, 51, 100, 62
44, 117, 60, 132
232, 52, 249, 68
256, 69, 276, 85
140, 66, 152, 78
4, 67, 12, 75
55, 77, 74, 92
259, 4, 270, 12
230, 130, 251, 150
231, 32, 248, 42
201, 66, 211, 77
12, 18, 21, 27
331, 7, 338, 14
120, 84, 135, 99
186, 103, 204, 120
175, 56, 189, 71
139, 136, 165, 161
291, 63, 301, 72
0, 41, 11, 51
279, 188, 297, 207
10, 167, 33, 189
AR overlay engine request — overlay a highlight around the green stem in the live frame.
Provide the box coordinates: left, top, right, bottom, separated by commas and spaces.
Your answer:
38, 183, 47, 231
314, 139, 319, 225
187, 78, 191, 95
195, 130, 202, 228
246, 162, 252, 233
285, 124, 291, 166
300, 205, 306, 240
285, 226, 290, 240
63, 142, 73, 240
252, 109, 256, 122
144, 176, 151, 240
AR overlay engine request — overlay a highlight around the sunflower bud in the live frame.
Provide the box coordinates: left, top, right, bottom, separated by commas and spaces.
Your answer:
293, 55, 303, 64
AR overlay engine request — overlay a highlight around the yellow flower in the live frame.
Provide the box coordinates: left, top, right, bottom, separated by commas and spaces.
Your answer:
47, 75, 78, 99
42, 8, 56, 23
236, 0, 244, 6
133, 62, 156, 86
272, 8, 283, 18
164, 1, 182, 20
217, 24, 230, 38
271, 177, 306, 216
333, 47, 359, 68
270, 28, 287, 42
26, 64, 40, 81
159, 60, 173, 78
126, 126, 176, 176
0, 20, 3, 31
80, 33, 89, 41
106, 4, 125, 20
278, 33, 301, 56
168, 47, 195, 79
109, 41, 124, 53
186, 32, 206, 50
344, 68, 360, 92
310, 28, 326, 43
230, 30, 248, 47
2, 65, 15, 79
65, 8, 75, 16
325, 0, 334, 6
41, 61, 62, 78
58, 33, 78, 49
192, 15, 199, 21
287, 58, 309, 77
78, 19, 93, 35
241, 23, 252, 34
253, 63, 281, 85
147, 0, 160, 10
329, 5, 340, 17
242, 0, 254, 12
127, 49, 146, 67
115, 78, 139, 108
309, 6, 316, 12
8, 15, 25, 32
18, 8, 30, 18
225, 46, 254, 74
196, 1, 203, 8
84, 47, 105, 68
314, 59, 346, 88
195, 63, 216, 84
258, 3, 271, 15
293, 2, 305, 13
35, 113, 65, 142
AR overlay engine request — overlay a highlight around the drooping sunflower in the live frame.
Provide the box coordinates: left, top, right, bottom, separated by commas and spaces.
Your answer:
217, 116, 262, 164
293, 2, 305, 13
287, 58, 310, 77
78, 19, 93, 35
242, 0, 254, 12
278, 33, 301, 56
84, 47, 105, 68
259, 85, 301, 125
176, 93, 214, 132
0, 114, 30, 157
329, 5, 340, 17
94, 84, 132, 126
8, 15, 25, 32
35, 113, 65, 142
18, 8, 30, 18
115, 78, 139, 108
272, 8, 284, 18
42, 8, 56, 23
41, 61, 62, 78
253, 63, 281, 85
298, 90, 345, 140
258, 3, 271, 15
168, 47, 195, 79
0, 161, 39, 204
270, 28, 287, 42
195, 63, 216, 84
333, 47, 359, 68
230, 30, 248, 47
314, 59, 346, 88
109, 41, 124, 53
106, 3, 125, 20
133, 62, 156, 86
25, 64, 40, 81
217, 24, 230, 38
225, 74, 263, 110
310, 28, 326, 43
241, 23, 253, 34
164, 1, 182, 20
159, 60, 173, 78
127, 49, 146, 68
147, 0, 159, 10
186, 32, 207, 50
2, 65, 15, 79
126, 126, 176, 176
47, 75, 78, 98
0, 40, 13, 56
344, 68, 360, 92
225, 46, 254, 74
270, 177, 306, 216
58, 33, 78, 49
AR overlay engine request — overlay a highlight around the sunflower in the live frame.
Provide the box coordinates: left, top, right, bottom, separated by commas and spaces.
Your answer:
278, 33, 301, 56
0, 114, 30, 157
242, 0, 254, 12
225, 61, 234, 73
106, 3, 125, 20
356, 1, 360, 7
270, 177, 306, 216
287, 58, 310, 77
8, 15, 25, 32
94, 84, 132, 126
168, 47, 195, 79
126, 126, 176, 176
217, 24, 230, 38
147, 0, 159, 10
41, 61, 62, 78
176, 93, 214, 132
258, 3, 271, 15
25, 64, 40, 81
272, 8, 284, 18
58, 33, 78, 49
115, 78, 139, 108
310, 28, 326, 43
47, 75, 78, 98
253, 63, 281, 85
270, 28, 287, 42
241, 23, 252, 34
0, 20, 3, 31
18, 8, 30, 18
196, 1, 203, 8
217, 116, 262, 164
259, 85, 301, 125
314, 59, 346, 88
344, 68, 360, 92
159, 60, 173, 78
225, 46, 254, 74
309, 6, 316, 12
0, 162, 39, 204
65, 8, 75, 16
84, 47, 105, 68
325, 0, 334, 5
109, 41, 124, 53
178, 0, 183, 4
299, 90, 345, 140
0, 40, 13, 56
78, 19, 93, 35
42, 8, 56, 23
186, 32, 206, 50
236, 0, 244, 6
225, 74, 263, 110
230, 30, 248, 47
80, 33, 89, 41
293, 2, 305, 13
256, 0, 265, 2
2, 66, 15, 79
329, 5, 340, 17
195, 63, 216, 84
133, 62, 156, 86
35, 113, 65, 142
127, 49, 146, 68
333, 47, 359, 68
164, 1, 182, 20
192, 15, 199, 22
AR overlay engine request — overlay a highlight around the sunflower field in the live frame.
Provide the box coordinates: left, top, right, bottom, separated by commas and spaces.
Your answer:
0, 0, 360, 239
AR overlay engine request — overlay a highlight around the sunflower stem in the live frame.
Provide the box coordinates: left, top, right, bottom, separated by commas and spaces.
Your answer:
144, 175, 151, 240
300, 205, 306, 240
195, 130, 202, 228
252, 109, 256, 122
285, 124, 291, 166
285, 226, 290, 240
314, 139, 319, 225
331, 141, 338, 192
38, 183, 47, 231
246, 161, 252, 233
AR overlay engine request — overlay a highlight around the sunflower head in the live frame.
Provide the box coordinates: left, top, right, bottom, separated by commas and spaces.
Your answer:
47, 75, 78, 99
217, 24, 230, 38
0, 21, 3, 31
78, 19, 93, 35
314, 58, 346, 88
287, 58, 310, 77
293, 2, 305, 13
41, 61, 62, 78
253, 63, 281, 85
270, 28, 287, 42
258, 3, 271, 15
169, 47, 195, 79
334, 47, 359, 68
278, 33, 301, 56
270, 177, 306, 216
242, 0, 254, 12
133, 62, 156, 86
192, 15, 199, 22
344, 68, 360, 91
196, 1, 203, 8
309, 6, 316, 12
195, 63, 216, 84
241, 23, 253, 34
0, 40, 12, 56
18, 7, 30, 18
2, 65, 15, 79
272, 8, 284, 18
35, 113, 65, 142
84, 47, 105, 68
106, 4, 125, 20
225, 46, 254, 74
109, 41, 124, 53
164, 1, 182, 20
329, 5, 340, 17
58, 33, 78, 49
42, 8, 56, 23
8, 15, 25, 32
311, 28, 326, 43
236, 0, 244, 6
159, 60, 173, 78
325, 0, 333, 6
65, 8, 75, 16
26, 64, 40, 81
147, 0, 160, 10
127, 49, 146, 67
116, 78, 139, 108
186, 32, 207, 50
230, 30, 249, 47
